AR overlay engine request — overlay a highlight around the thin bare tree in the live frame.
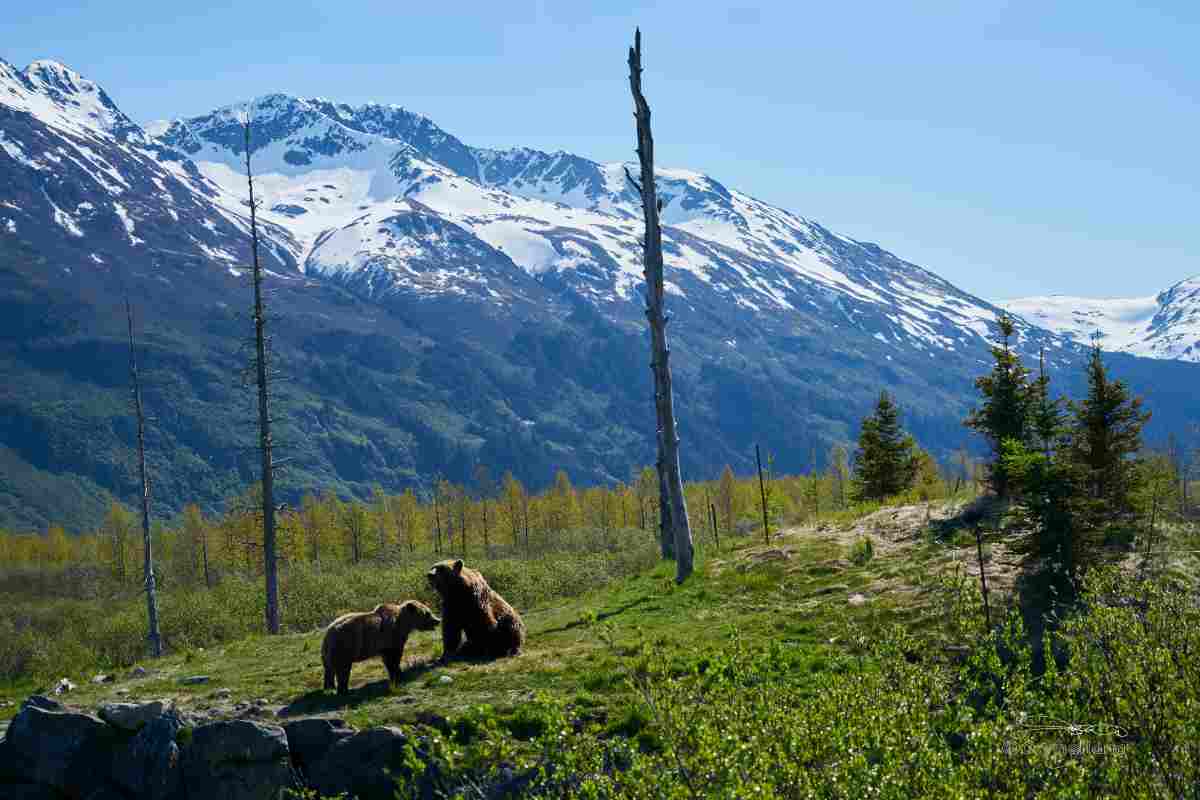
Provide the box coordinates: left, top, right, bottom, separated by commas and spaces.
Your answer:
241, 111, 280, 634
627, 28, 694, 581
125, 299, 162, 657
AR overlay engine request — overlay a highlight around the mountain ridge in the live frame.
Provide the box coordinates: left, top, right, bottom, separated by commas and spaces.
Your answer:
1004, 276, 1200, 363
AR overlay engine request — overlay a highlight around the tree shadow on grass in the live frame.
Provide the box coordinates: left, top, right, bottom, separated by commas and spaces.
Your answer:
538, 594, 655, 635
277, 658, 440, 717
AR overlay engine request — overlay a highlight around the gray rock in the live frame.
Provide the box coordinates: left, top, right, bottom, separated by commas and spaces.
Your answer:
111, 707, 189, 800
98, 700, 165, 731
179, 675, 210, 685
4, 699, 119, 798
91, 675, 114, 685
52, 678, 76, 696
308, 726, 435, 800
848, 593, 869, 607
130, 666, 147, 678
282, 718, 354, 775
211, 688, 232, 699
22, 695, 63, 712
183, 720, 299, 800
0, 783, 63, 800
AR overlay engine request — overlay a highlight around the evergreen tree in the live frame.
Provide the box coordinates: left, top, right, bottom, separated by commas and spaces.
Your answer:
1066, 343, 1151, 518
1030, 347, 1067, 458
965, 312, 1032, 497
854, 391, 914, 501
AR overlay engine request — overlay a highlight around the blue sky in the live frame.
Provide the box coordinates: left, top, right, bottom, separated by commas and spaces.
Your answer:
5, 1, 1198, 300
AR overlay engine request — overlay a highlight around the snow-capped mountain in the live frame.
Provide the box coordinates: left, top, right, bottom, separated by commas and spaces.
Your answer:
152, 92, 1039, 360
0, 58, 297, 277
1004, 277, 1200, 363
3, 57, 1197, 530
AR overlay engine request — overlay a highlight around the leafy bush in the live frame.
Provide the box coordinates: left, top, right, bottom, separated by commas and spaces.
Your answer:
849, 535, 874, 565
435, 568, 1199, 799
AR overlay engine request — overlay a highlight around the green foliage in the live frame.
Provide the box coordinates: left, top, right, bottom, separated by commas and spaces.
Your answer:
452, 569, 1200, 799
1066, 344, 1152, 521
1001, 438, 1080, 581
965, 312, 1032, 497
849, 535, 874, 565
853, 391, 917, 501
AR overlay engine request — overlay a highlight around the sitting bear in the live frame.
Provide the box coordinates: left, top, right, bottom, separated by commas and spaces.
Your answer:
322, 600, 441, 695
426, 559, 525, 661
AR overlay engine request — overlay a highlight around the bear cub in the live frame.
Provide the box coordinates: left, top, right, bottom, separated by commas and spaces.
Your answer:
322, 600, 440, 696
427, 559, 525, 661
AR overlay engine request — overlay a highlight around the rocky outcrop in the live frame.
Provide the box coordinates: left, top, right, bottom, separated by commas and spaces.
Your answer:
110, 705, 189, 800
307, 726, 437, 800
181, 720, 299, 800
2, 696, 118, 799
0, 695, 459, 800
282, 717, 354, 780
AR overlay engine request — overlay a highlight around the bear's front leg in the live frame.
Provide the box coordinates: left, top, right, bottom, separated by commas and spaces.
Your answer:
381, 646, 404, 683
440, 620, 463, 663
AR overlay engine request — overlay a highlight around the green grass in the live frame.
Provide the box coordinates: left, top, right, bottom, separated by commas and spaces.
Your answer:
0, 514, 947, 729
5, 502, 1196, 798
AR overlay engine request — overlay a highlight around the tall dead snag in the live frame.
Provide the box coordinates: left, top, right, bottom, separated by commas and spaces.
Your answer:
126, 299, 162, 658
628, 28, 694, 582
974, 523, 992, 634
657, 443, 675, 559
242, 113, 280, 634
756, 444, 771, 545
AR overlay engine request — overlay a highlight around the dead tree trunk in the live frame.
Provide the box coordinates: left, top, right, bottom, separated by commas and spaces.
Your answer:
974, 524, 992, 634
657, 443, 675, 559
126, 300, 162, 658
243, 116, 280, 634
709, 502, 720, 551
201, 528, 212, 589
628, 28, 693, 582
756, 444, 771, 545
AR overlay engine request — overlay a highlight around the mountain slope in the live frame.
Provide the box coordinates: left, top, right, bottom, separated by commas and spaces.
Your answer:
1005, 277, 1200, 363
2, 58, 1197, 532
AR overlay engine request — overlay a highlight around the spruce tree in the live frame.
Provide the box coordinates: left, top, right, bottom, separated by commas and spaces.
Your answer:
965, 312, 1032, 497
1067, 343, 1151, 518
853, 391, 913, 501
1030, 347, 1067, 458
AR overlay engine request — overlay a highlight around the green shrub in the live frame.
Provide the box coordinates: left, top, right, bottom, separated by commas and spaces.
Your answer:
849, 535, 874, 565
475, 568, 1200, 799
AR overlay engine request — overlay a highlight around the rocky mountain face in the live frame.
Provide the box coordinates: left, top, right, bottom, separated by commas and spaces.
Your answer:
2, 58, 1197, 531
1005, 277, 1200, 363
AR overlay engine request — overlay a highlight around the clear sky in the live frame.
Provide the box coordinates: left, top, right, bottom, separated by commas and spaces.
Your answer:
5, 1, 1198, 301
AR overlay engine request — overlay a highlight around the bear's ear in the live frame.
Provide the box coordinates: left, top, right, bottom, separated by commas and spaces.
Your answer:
452, 559, 464, 574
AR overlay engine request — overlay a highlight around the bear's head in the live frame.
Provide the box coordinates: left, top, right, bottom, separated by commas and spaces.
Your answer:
400, 600, 441, 632
426, 559, 466, 597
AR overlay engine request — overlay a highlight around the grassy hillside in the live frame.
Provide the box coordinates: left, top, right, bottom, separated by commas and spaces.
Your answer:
4, 497, 1197, 797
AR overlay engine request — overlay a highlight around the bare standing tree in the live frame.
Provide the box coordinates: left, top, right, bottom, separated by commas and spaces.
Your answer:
125, 299, 162, 657
241, 111, 280, 634
627, 28, 694, 582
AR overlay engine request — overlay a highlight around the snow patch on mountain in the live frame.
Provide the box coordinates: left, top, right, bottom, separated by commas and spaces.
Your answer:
1005, 277, 1200, 362
1, 59, 142, 141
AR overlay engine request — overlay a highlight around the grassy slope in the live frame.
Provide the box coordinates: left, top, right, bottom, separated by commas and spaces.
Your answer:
0, 502, 981, 731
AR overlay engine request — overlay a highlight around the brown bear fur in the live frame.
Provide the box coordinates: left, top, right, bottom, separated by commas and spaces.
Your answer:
426, 559, 525, 661
321, 600, 440, 695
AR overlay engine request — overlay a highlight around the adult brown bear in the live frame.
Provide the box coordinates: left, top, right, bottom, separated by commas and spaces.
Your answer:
426, 559, 525, 661
322, 600, 440, 695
